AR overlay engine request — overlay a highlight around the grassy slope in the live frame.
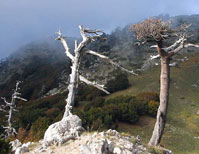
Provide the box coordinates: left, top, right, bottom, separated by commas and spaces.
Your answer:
107, 52, 199, 154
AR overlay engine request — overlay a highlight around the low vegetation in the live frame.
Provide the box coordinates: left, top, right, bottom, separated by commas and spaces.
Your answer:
0, 138, 11, 154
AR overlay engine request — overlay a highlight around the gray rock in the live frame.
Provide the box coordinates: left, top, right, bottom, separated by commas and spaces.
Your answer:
113, 147, 122, 154
10, 139, 22, 152
80, 138, 114, 154
43, 114, 84, 146
12, 141, 33, 154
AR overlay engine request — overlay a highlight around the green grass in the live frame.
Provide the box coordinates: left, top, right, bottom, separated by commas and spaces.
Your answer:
108, 52, 199, 154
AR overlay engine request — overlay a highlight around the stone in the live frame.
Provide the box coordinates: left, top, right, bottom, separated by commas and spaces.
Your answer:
10, 139, 22, 152
80, 138, 114, 154
113, 147, 122, 154
43, 114, 84, 146
10, 140, 34, 154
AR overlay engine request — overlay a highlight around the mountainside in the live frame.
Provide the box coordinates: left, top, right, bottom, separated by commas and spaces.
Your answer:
1, 14, 199, 154
109, 52, 199, 154
1, 14, 199, 99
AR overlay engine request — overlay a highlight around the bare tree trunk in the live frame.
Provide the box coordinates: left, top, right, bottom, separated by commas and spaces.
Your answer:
149, 57, 170, 146
63, 52, 80, 118
7, 106, 13, 136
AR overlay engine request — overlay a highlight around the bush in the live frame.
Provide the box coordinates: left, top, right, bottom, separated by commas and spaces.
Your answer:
106, 73, 129, 93
31, 117, 50, 139
77, 93, 160, 131
133, 100, 148, 115
45, 107, 60, 118
136, 92, 159, 102
119, 103, 139, 124
83, 97, 105, 112
104, 95, 134, 105
91, 118, 104, 131
0, 138, 11, 154
148, 101, 159, 117
79, 95, 140, 130
77, 84, 104, 101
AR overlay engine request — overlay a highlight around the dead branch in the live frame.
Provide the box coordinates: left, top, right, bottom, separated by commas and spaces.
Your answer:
55, 29, 75, 61
79, 75, 110, 94
85, 50, 138, 75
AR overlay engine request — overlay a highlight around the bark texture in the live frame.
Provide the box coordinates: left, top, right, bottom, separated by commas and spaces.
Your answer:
148, 57, 170, 146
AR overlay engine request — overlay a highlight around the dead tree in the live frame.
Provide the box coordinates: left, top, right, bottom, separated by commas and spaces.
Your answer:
56, 25, 137, 118
43, 26, 137, 146
130, 19, 199, 146
0, 81, 27, 137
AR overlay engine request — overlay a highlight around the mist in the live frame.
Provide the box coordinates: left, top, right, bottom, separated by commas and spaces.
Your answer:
1, 0, 199, 59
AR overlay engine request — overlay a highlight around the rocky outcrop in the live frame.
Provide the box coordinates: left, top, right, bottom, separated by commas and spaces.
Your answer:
80, 130, 148, 154
10, 139, 34, 154
16, 129, 173, 154
43, 114, 84, 146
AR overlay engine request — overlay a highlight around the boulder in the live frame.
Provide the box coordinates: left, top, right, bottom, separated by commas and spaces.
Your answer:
80, 138, 114, 154
10, 140, 34, 154
10, 139, 22, 152
43, 114, 84, 146
80, 129, 148, 154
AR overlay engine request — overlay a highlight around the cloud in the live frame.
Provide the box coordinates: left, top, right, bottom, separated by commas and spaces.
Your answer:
0, 0, 199, 58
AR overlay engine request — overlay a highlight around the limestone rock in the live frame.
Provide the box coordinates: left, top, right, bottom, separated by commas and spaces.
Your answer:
80, 138, 114, 154
43, 114, 84, 146
10, 139, 22, 152
26, 129, 173, 154
10, 140, 34, 154
80, 129, 149, 154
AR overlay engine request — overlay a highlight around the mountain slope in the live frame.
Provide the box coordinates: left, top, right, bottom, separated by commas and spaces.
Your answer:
109, 52, 199, 154
1, 14, 199, 154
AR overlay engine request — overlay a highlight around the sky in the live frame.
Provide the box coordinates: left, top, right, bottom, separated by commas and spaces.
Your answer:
1, 0, 199, 59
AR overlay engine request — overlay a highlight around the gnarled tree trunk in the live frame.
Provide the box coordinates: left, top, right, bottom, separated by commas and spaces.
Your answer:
63, 50, 81, 118
149, 57, 170, 146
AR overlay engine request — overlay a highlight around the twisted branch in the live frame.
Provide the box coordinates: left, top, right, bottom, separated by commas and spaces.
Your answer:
79, 75, 110, 94
85, 50, 138, 75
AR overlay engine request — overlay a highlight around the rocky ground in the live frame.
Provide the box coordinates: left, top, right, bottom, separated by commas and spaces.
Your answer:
12, 129, 173, 154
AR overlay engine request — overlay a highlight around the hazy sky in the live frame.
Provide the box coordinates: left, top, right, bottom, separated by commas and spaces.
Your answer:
1, 0, 199, 59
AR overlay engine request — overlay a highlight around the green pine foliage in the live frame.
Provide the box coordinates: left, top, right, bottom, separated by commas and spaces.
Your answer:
75, 93, 159, 131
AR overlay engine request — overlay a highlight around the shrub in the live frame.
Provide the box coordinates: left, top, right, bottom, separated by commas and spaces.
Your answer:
104, 95, 134, 105
104, 114, 113, 128
77, 84, 104, 101
45, 107, 60, 118
78, 93, 160, 131
79, 95, 140, 130
91, 118, 104, 131
119, 103, 139, 124
133, 100, 148, 115
16, 128, 28, 142
148, 101, 159, 117
0, 138, 11, 154
83, 97, 105, 112
136, 92, 159, 102
31, 117, 50, 139
106, 73, 129, 93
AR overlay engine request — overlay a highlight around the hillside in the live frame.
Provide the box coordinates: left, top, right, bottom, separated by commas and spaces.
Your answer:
1, 14, 199, 154
6, 51, 199, 154
110, 52, 199, 154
